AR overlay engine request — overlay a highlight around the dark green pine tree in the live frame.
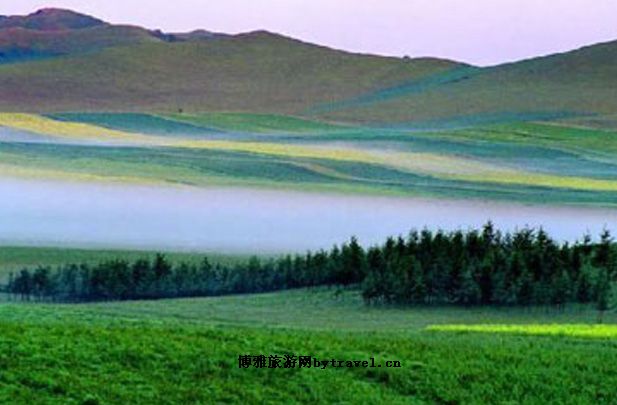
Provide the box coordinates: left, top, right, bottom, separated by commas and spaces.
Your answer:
132, 258, 152, 299
517, 267, 534, 306
595, 229, 615, 278
576, 260, 595, 304
457, 267, 481, 306
551, 270, 572, 310
595, 267, 612, 323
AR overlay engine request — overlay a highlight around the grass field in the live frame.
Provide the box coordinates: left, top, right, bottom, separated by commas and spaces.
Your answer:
165, 112, 349, 134
0, 288, 616, 403
2, 112, 617, 206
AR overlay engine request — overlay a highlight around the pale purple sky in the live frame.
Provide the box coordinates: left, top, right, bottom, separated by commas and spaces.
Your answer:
3, 0, 617, 66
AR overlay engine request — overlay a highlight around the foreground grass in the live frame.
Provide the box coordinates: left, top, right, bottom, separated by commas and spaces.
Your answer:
0, 289, 616, 403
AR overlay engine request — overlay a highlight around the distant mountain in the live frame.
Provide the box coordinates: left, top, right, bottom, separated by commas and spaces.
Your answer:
166, 29, 229, 42
0, 9, 460, 114
0, 8, 105, 31
0, 8, 614, 124
318, 40, 617, 123
0, 9, 229, 63
0, 9, 159, 63
0, 25, 160, 61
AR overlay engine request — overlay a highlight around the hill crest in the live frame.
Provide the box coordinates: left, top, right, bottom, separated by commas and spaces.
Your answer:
0, 8, 106, 31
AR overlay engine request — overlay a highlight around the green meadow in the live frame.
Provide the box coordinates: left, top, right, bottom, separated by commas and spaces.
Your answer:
0, 288, 616, 403
1, 244, 614, 403
2, 112, 617, 206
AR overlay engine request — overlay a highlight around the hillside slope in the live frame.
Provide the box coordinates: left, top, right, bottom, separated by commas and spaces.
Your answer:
0, 25, 162, 62
317, 40, 617, 123
1, 8, 615, 124
0, 8, 104, 30
0, 28, 460, 113
0, 9, 164, 64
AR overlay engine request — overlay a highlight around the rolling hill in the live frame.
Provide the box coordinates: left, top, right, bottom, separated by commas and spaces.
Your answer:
0, 8, 105, 30
0, 8, 461, 114
318, 40, 617, 124
0, 9, 160, 63
0, 9, 229, 64
0, 8, 615, 125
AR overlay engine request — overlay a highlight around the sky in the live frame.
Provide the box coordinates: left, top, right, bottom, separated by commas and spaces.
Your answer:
2, 0, 617, 66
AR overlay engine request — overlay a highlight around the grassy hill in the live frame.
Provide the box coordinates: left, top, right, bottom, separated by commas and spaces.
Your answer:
0, 9, 160, 64
2, 8, 615, 125
0, 25, 160, 62
318, 40, 617, 124
0, 8, 105, 31
0, 9, 461, 113
0, 31, 458, 113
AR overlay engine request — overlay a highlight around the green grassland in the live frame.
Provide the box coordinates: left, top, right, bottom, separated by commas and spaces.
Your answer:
430, 122, 617, 160
0, 288, 616, 403
48, 111, 350, 136
47, 113, 218, 136
3, 137, 617, 206
2, 112, 617, 206
166, 112, 350, 134
557, 114, 617, 131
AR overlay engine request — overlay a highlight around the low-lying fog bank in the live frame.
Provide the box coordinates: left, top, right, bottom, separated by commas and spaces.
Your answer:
1, 178, 615, 252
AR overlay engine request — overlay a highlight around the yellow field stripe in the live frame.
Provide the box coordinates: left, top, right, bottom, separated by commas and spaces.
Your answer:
426, 324, 617, 339
0, 163, 159, 185
0, 113, 153, 144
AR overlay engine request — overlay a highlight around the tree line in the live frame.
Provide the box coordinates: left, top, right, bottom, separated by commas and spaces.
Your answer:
4, 223, 616, 310
361, 224, 615, 311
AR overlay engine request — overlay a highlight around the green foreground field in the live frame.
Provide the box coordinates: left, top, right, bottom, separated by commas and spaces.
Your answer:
1, 288, 616, 403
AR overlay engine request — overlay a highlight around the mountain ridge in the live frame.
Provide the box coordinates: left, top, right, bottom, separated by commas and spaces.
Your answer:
317, 38, 617, 123
0, 8, 106, 31
0, 8, 615, 123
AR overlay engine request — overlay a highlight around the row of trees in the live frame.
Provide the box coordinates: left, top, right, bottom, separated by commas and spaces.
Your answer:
4, 224, 617, 309
5, 240, 366, 302
361, 224, 615, 310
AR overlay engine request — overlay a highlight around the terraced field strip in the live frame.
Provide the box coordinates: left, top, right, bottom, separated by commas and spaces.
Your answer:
165, 112, 351, 134
0, 161, 162, 185
553, 114, 617, 131
4, 113, 617, 193
0, 113, 155, 144
48, 112, 219, 135
435, 122, 617, 161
